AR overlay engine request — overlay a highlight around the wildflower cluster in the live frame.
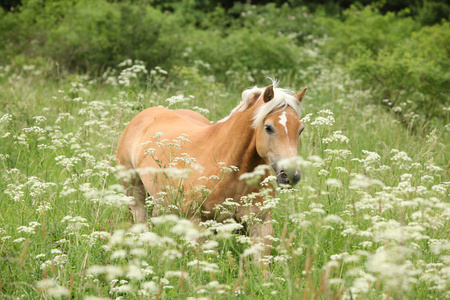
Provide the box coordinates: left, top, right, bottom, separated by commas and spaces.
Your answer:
166, 94, 195, 107
117, 59, 148, 87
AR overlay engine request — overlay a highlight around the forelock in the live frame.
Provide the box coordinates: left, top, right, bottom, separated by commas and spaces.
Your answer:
228, 80, 302, 127
250, 87, 302, 128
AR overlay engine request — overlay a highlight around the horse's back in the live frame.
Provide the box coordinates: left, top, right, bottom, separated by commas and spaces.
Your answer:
116, 107, 210, 169
174, 109, 211, 127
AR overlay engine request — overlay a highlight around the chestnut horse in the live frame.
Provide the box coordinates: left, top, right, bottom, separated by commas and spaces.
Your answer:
116, 81, 307, 266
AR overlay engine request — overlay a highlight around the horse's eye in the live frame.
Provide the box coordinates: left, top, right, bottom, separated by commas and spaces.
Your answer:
265, 125, 275, 134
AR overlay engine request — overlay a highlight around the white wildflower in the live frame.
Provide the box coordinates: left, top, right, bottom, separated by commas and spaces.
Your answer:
324, 214, 344, 224
140, 281, 159, 294
322, 130, 349, 144
111, 250, 127, 260
165, 271, 189, 279
242, 243, 265, 258
202, 240, 219, 250
187, 260, 220, 273
0, 113, 12, 124
324, 149, 352, 161
390, 149, 412, 170
162, 249, 182, 260
310, 115, 335, 128
325, 178, 342, 188
350, 174, 384, 189
166, 94, 193, 107
170, 219, 200, 241
36, 279, 69, 297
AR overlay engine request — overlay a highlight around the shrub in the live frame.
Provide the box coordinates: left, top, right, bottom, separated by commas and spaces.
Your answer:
43, 2, 189, 73
417, 0, 450, 25
0, 1, 191, 73
228, 3, 324, 44
319, 6, 420, 63
348, 21, 449, 124
320, 6, 449, 126
187, 28, 300, 82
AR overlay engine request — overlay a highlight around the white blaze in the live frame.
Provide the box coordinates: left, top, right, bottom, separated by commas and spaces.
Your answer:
279, 112, 288, 134
279, 112, 294, 155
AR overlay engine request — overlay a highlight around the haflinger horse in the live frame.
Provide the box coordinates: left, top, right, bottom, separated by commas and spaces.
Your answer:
116, 80, 306, 272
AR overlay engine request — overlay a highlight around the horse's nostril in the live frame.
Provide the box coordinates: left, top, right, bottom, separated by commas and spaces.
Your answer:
275, 167, 301, 187
279, 170, 290, 182
292, 171, 301, 185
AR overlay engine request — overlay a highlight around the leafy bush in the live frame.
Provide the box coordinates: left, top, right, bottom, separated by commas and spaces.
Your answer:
0, 1, 191, 73
186, 28, 300, 82
320, 6, 449, 127
319, 6, 420, 63
0, 1, 310, 80
350, 21, 449, 121
416, 0, 450, 25
228, 3, 324, 44
44, 2, 191, 73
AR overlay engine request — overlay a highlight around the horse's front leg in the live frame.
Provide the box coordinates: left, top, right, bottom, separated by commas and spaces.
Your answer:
117, 168, 148, 224
250, 213, 273, 277
128, 176, 147, 223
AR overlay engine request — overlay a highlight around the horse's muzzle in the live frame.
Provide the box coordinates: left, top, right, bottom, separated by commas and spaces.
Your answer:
272, 162, 301, 188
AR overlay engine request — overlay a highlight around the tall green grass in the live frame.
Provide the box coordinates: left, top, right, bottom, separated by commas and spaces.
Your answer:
0, 60, 448, 299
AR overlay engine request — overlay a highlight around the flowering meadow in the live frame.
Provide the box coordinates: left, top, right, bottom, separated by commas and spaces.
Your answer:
0, 58, 449, 300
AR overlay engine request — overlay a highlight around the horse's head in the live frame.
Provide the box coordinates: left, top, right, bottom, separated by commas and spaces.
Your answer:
254, 84, 307, 188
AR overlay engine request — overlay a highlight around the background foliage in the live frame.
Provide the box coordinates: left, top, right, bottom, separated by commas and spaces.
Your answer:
0, 0, 448, 127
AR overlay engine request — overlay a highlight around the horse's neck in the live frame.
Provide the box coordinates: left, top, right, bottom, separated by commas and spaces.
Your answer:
209, 106, 264, 173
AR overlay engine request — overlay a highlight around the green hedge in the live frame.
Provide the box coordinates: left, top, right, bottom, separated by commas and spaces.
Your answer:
319, 6, 449, 126
1, 0, 191, 73
0, 1, 307, 79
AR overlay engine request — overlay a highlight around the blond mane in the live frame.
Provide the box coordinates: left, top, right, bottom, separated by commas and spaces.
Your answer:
217, 80, 302, 126
241, 80, 302, 128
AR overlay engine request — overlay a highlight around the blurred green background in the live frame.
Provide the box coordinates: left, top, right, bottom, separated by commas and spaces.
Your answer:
1, 0, 449, 128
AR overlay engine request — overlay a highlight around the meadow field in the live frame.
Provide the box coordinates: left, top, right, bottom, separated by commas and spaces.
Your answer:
1, 57, 449, 299
0, 1, 449, 299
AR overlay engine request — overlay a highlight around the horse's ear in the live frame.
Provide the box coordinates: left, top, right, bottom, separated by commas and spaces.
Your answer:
295, 87, 307, 102
263, 85, 274, 103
